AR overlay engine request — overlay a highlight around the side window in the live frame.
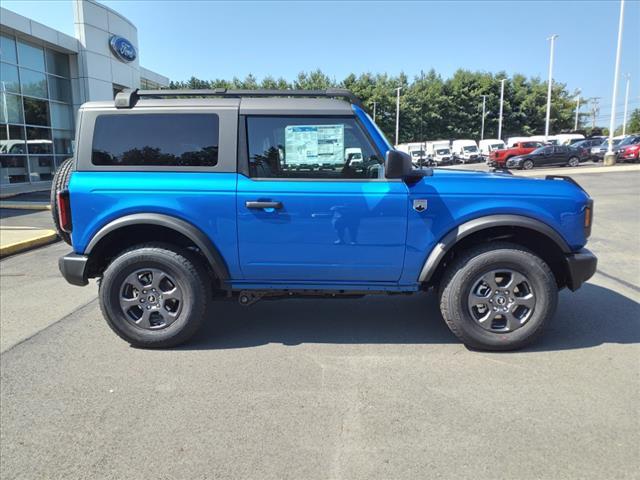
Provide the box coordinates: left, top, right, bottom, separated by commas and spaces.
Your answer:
92, 114, 219, 167
246, 116, 383, 179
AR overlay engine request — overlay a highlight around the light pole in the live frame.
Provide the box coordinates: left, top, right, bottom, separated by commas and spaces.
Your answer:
622, 74, 631, 136
481, 95, 487, 140
574, 89, 581, 131
372, 101, 377, 123
545, 34, 559, 141
606, 0, 625, 166
395, 87, 402, 145
498, 79, 505, 141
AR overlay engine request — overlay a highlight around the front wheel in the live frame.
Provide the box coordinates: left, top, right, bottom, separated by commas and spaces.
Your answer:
99, 243, 210, 348
567, 156, 580, 167
438, 242, 558, 351
522, 159, 534, 170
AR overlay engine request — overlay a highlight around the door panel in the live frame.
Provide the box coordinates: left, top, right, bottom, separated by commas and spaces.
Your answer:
236, 175, 408, 282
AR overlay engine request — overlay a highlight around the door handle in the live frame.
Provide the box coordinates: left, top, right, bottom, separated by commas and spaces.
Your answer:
245, 201, 283, 209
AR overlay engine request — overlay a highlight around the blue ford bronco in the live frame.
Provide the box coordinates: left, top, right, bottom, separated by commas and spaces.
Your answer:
52, 88, 597, 351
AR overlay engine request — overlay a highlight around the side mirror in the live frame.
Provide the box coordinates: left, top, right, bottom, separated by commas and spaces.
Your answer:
385, 149, 412, 179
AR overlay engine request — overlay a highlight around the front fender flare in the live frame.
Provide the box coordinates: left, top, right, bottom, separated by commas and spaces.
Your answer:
84, 213, 230, 282
418, 214, 571, 283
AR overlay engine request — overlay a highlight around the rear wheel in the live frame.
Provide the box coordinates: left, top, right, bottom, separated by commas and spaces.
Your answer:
99, 243, 210, 348
50, 158, 74, 245
567, 156, 580, 167
439, 242, 557, 351
522, 159, 534, 170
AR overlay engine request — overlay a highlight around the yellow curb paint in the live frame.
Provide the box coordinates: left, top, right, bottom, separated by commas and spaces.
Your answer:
0, 202, 51, 211
0, 230, 58, 257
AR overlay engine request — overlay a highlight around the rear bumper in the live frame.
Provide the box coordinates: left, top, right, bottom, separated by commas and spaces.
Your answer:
565, 248, 597, 291
59, 252, 89, 286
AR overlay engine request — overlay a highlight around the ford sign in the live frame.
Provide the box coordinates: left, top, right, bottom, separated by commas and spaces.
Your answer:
109, 35, 136, 63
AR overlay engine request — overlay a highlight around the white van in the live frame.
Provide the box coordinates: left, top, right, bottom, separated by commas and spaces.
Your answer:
555, 134, 585, 146
479, 139, 505, 156
528, 135, 558, 145
426, 140, 453, 165
506, 136, 530, 148
451, 139, 480, 163
397, 142, 431, 166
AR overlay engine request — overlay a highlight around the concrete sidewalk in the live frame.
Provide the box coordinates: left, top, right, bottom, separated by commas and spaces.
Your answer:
0, 207, 58, 257
0, 226, 58, 257
0, 190, 51, 211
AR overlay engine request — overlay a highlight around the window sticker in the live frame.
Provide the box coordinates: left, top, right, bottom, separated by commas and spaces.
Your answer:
284, 124, 344, 166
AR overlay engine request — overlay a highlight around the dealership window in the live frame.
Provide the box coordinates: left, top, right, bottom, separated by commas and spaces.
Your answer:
0, 33, 74, 185
246, 116, 383, 179
92, 114, 219, 167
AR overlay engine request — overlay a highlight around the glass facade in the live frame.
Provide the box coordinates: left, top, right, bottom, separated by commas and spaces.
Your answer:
1, 33, 74, 185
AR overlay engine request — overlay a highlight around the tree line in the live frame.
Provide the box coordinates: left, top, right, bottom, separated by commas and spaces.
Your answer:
169, 69, 603, 144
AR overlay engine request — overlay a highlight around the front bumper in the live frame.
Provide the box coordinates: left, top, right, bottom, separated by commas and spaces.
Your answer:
59, 252, 89, 286
564, 248, 597, 291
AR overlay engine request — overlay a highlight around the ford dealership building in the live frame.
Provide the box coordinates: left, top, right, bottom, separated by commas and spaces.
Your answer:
1, 0, 169, 194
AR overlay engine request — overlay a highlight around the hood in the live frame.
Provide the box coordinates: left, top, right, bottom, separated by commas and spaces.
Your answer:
409, 167, 590, 202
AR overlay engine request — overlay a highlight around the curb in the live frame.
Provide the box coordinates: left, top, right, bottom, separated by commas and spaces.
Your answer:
0, 230, 59, 258
0, 202, 51, 211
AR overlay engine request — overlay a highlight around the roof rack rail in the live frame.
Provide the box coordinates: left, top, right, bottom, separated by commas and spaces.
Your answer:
114, 88, 363, 109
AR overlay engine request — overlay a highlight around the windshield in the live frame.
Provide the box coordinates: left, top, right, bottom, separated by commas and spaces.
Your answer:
531, 146, 548, 155
618, 136, 637, 147
490, 143, 504, 151
463, 146, 478, 153
411, 150, 425, 157
436, 148, 450, 155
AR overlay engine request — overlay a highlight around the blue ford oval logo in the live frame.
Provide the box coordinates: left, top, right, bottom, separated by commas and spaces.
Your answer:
109, 35, 136, 63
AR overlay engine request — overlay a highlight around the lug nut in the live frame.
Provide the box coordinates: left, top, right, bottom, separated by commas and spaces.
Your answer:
140, 298, 145, 303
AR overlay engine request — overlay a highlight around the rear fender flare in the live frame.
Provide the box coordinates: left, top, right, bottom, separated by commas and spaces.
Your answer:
84, 213, 230, 282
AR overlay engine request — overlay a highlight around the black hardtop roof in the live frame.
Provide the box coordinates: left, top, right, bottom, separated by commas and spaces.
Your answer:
114, 88, 363, 109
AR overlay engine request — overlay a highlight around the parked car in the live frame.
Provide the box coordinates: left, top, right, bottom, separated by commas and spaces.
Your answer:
591, 136, 625, 161
615, 134, 640, 162
53, 88, 596, 352
570, 138, 605, 162
506, 145, 582, 169
451, 139, 481, 163
488, 141, 543, 167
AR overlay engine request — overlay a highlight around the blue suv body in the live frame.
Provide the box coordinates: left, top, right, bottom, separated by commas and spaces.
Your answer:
54, 89, 597, 350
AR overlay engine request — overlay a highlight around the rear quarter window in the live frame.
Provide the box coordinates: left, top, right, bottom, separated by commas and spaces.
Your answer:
91, 114, 219, 167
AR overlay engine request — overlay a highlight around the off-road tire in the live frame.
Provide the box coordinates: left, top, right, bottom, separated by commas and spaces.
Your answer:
50, 157, 74, 245
439, 242, 557, 351
99, 243, 210, 348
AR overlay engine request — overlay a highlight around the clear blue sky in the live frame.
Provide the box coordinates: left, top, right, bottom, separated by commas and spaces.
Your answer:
3, 0, 639, 124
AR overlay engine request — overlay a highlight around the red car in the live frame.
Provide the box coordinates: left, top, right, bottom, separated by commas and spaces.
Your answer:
616, 135, 640, 162
488, 141, 543, 167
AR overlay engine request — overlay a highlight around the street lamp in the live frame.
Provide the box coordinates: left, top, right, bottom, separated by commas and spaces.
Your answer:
606, 0, 625, 165
545, 34, 559, 141
574, 89, 581, 131
622, 74, 631, 136
498, 79, 506, 141
480, 95, 487, 140
395, 87, 402, 145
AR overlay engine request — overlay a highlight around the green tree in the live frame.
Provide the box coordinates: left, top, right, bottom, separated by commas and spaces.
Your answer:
169, 69, 580, 143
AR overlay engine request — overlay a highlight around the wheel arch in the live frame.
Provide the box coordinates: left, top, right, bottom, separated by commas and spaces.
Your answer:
84, 213, 230, 283
419, 214, 571, 286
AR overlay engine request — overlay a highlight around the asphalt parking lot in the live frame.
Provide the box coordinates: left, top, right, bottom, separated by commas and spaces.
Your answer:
1, 169, 638, 480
